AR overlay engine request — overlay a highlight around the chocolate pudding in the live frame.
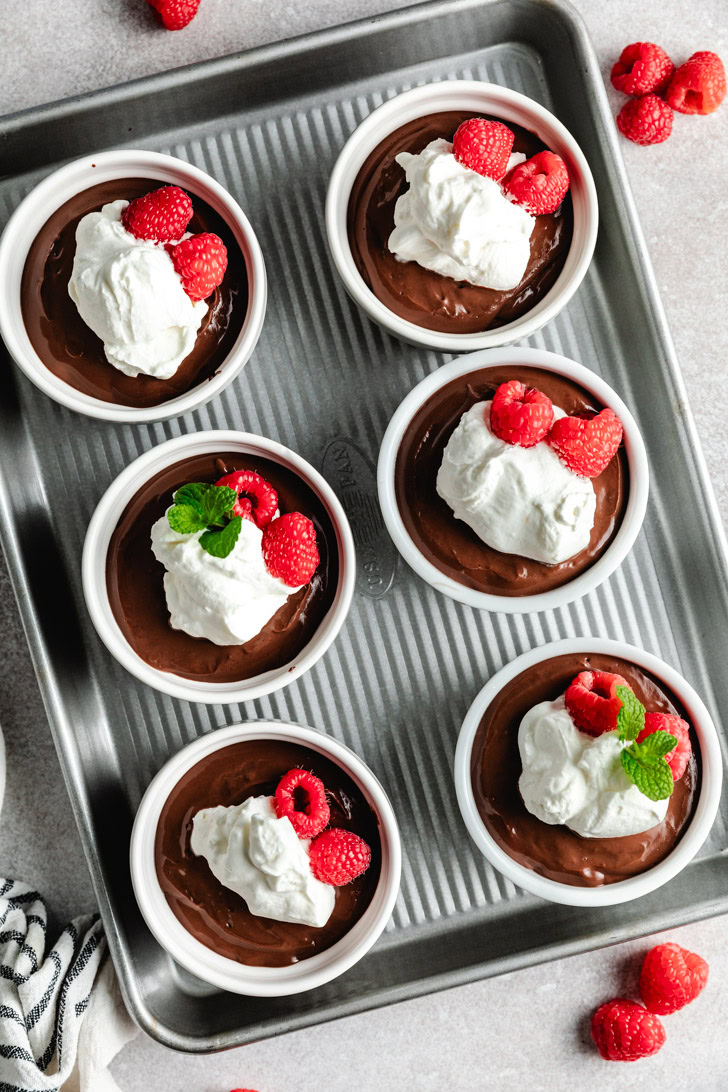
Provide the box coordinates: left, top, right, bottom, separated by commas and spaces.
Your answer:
347, 112, 573, 334
395, 365, 629, 597
155, 738, 382, 966
21, 178, 247, 407
471, 653, 700, 886
106, 452, 338, 683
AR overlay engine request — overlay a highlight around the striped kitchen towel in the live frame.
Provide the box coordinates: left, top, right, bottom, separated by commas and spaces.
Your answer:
0, 878, 136, 1092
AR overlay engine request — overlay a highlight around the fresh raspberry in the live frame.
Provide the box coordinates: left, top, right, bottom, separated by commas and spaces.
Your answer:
665, 51, 726, 115
610, 42, 675, 97
637, 712, 692, 781
452, 118, 514, 181
489, 380, 554, 448
121, 185, 193, 242
548, 408, 624, 478
215, 470, 278, 529
262, 512, 320, 587
616, 95, 673, 145
146, 0, 201, 30
168, 233, 228, 300
309, 829, 372, 886
639, 942, 709, 1015
565, 670, 630, 737
274, 769, 330, 839
591, 999, 665, 1062
502, 151, 570, 215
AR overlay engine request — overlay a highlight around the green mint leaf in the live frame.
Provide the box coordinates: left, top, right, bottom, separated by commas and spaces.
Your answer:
168, 504, 209, 534
621, 746, 675, 801
615, 685, 645, 743
632, 730, 677, 760
173, 482, 209, 513
200, 484, 238, 527
199, 516, 242, 558
172, 482, 237, 526
168, 482, 238, 540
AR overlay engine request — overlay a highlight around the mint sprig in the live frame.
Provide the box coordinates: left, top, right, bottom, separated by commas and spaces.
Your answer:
167, 482, 241, 558
615, 685, 645, 742
200, 517, 243, 557
614, 685, 675, 801
168, 504, 207, 534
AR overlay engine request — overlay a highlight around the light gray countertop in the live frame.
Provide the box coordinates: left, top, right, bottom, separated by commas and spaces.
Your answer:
2, 0, 727, 1088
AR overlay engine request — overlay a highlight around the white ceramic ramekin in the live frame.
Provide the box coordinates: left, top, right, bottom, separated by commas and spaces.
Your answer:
325, 80, 598, 352
377, 346, 649, 614
130, 720, 401, 996
0, 150, 267, 423
454, 638, 723, 907
82, 430, 355, 704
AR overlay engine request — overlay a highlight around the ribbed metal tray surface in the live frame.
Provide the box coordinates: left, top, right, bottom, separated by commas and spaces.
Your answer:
1, 0, 727, 1052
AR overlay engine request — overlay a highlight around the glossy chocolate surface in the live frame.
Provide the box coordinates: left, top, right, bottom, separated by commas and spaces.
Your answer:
155, 739, 382, 966
21, 178, 247, 407
347, 112, 573, 334
106, 452, 339, 683
471, 653, 699, 886
395, 365, 629, 596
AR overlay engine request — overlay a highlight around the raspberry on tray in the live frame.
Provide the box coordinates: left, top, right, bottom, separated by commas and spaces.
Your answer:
666, 51, 727, 115
610, 42, 675, 97
639, 942, 709, 1015
616, 95, 674, 146
146, 0, 201, 31
591, 999, 666, 1062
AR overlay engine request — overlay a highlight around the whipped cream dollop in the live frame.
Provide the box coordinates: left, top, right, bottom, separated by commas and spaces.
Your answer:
150, 510, 301, 646
436, 402, 596, 565
388, 139, 534, 291
68, 199, 207, 380
190, 795, 335, 928
518, 696, 669, 839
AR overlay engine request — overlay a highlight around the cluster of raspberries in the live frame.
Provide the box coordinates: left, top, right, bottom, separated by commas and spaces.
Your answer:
121, 184, 228, 301
489, 379, 623, 479
274, 768, 372, 886
591, 941, 709, 1062
451, 118, 571, 217
610, 42, 725, 145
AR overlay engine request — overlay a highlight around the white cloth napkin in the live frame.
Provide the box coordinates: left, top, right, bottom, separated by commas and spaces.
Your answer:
0, 878, 137, 1092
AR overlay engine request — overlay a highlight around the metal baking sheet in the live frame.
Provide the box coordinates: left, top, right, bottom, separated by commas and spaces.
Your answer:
1, 0, 727, 1052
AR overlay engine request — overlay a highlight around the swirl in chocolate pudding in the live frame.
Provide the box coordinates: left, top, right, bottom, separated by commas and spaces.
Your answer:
395, 365, 629, 596
21, 178, 247, 407
471, 653, 700, 886
347, 112, 573, 334
155, 739, 382, 966
106, 452, 338, 683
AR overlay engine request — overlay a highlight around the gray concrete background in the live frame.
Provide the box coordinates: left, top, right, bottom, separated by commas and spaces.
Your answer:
3, 0, 727, 1088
